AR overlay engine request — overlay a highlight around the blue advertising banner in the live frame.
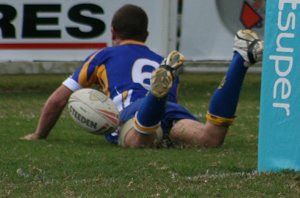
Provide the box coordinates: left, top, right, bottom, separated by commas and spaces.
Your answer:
258, 0, 300, 172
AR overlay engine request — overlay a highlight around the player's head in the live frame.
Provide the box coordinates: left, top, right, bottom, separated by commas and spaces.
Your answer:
111, 4, 148, 43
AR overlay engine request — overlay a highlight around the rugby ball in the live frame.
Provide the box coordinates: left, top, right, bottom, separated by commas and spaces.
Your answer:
68, 88, 119, 135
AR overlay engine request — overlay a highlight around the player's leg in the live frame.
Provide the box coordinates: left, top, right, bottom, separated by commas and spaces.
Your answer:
170, 29, 263, 147
119, 51, 184, 148
169, 119, 227, 147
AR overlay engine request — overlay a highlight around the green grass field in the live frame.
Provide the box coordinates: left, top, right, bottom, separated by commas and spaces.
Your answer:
1, 73, 300, 197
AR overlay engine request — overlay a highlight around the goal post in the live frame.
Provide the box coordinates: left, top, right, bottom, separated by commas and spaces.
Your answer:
258, 0, 300, 172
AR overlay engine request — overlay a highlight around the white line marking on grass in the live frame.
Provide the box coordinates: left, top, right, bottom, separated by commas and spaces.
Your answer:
185, 170, 259, 181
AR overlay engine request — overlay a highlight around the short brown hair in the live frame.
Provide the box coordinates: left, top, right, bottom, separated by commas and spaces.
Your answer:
111, 4, 148, 42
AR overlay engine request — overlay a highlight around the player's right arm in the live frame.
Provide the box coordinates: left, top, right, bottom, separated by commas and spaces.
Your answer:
21, 85, 73, 140
21, 51, 101, 140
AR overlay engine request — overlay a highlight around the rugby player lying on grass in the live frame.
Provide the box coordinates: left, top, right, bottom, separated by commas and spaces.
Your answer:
21, 4, 263, 148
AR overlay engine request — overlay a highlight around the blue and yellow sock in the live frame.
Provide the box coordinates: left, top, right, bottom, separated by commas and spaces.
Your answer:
207, 52, 247, 126
134, 93, 167, 134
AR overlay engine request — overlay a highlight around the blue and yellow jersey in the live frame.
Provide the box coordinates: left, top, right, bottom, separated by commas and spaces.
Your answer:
63, 40, 179, 111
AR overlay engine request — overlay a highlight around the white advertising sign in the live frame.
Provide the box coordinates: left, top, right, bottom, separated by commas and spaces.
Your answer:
0, 0, 176, 61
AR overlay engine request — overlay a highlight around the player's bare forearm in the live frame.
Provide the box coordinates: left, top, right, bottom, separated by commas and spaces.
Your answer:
21, 85, 73, 140
34, 99, 66, 138
35, 85, 72, 138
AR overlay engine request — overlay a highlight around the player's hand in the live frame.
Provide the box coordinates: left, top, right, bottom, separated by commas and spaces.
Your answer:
20, 133, 43, 140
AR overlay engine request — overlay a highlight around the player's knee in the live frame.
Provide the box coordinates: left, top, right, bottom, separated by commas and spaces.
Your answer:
124, 129, 161, 148
124, 129, 150, 148
118, 119, 162, 148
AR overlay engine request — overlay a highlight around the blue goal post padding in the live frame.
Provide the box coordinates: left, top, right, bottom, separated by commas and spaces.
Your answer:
258, 0, 300, 172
